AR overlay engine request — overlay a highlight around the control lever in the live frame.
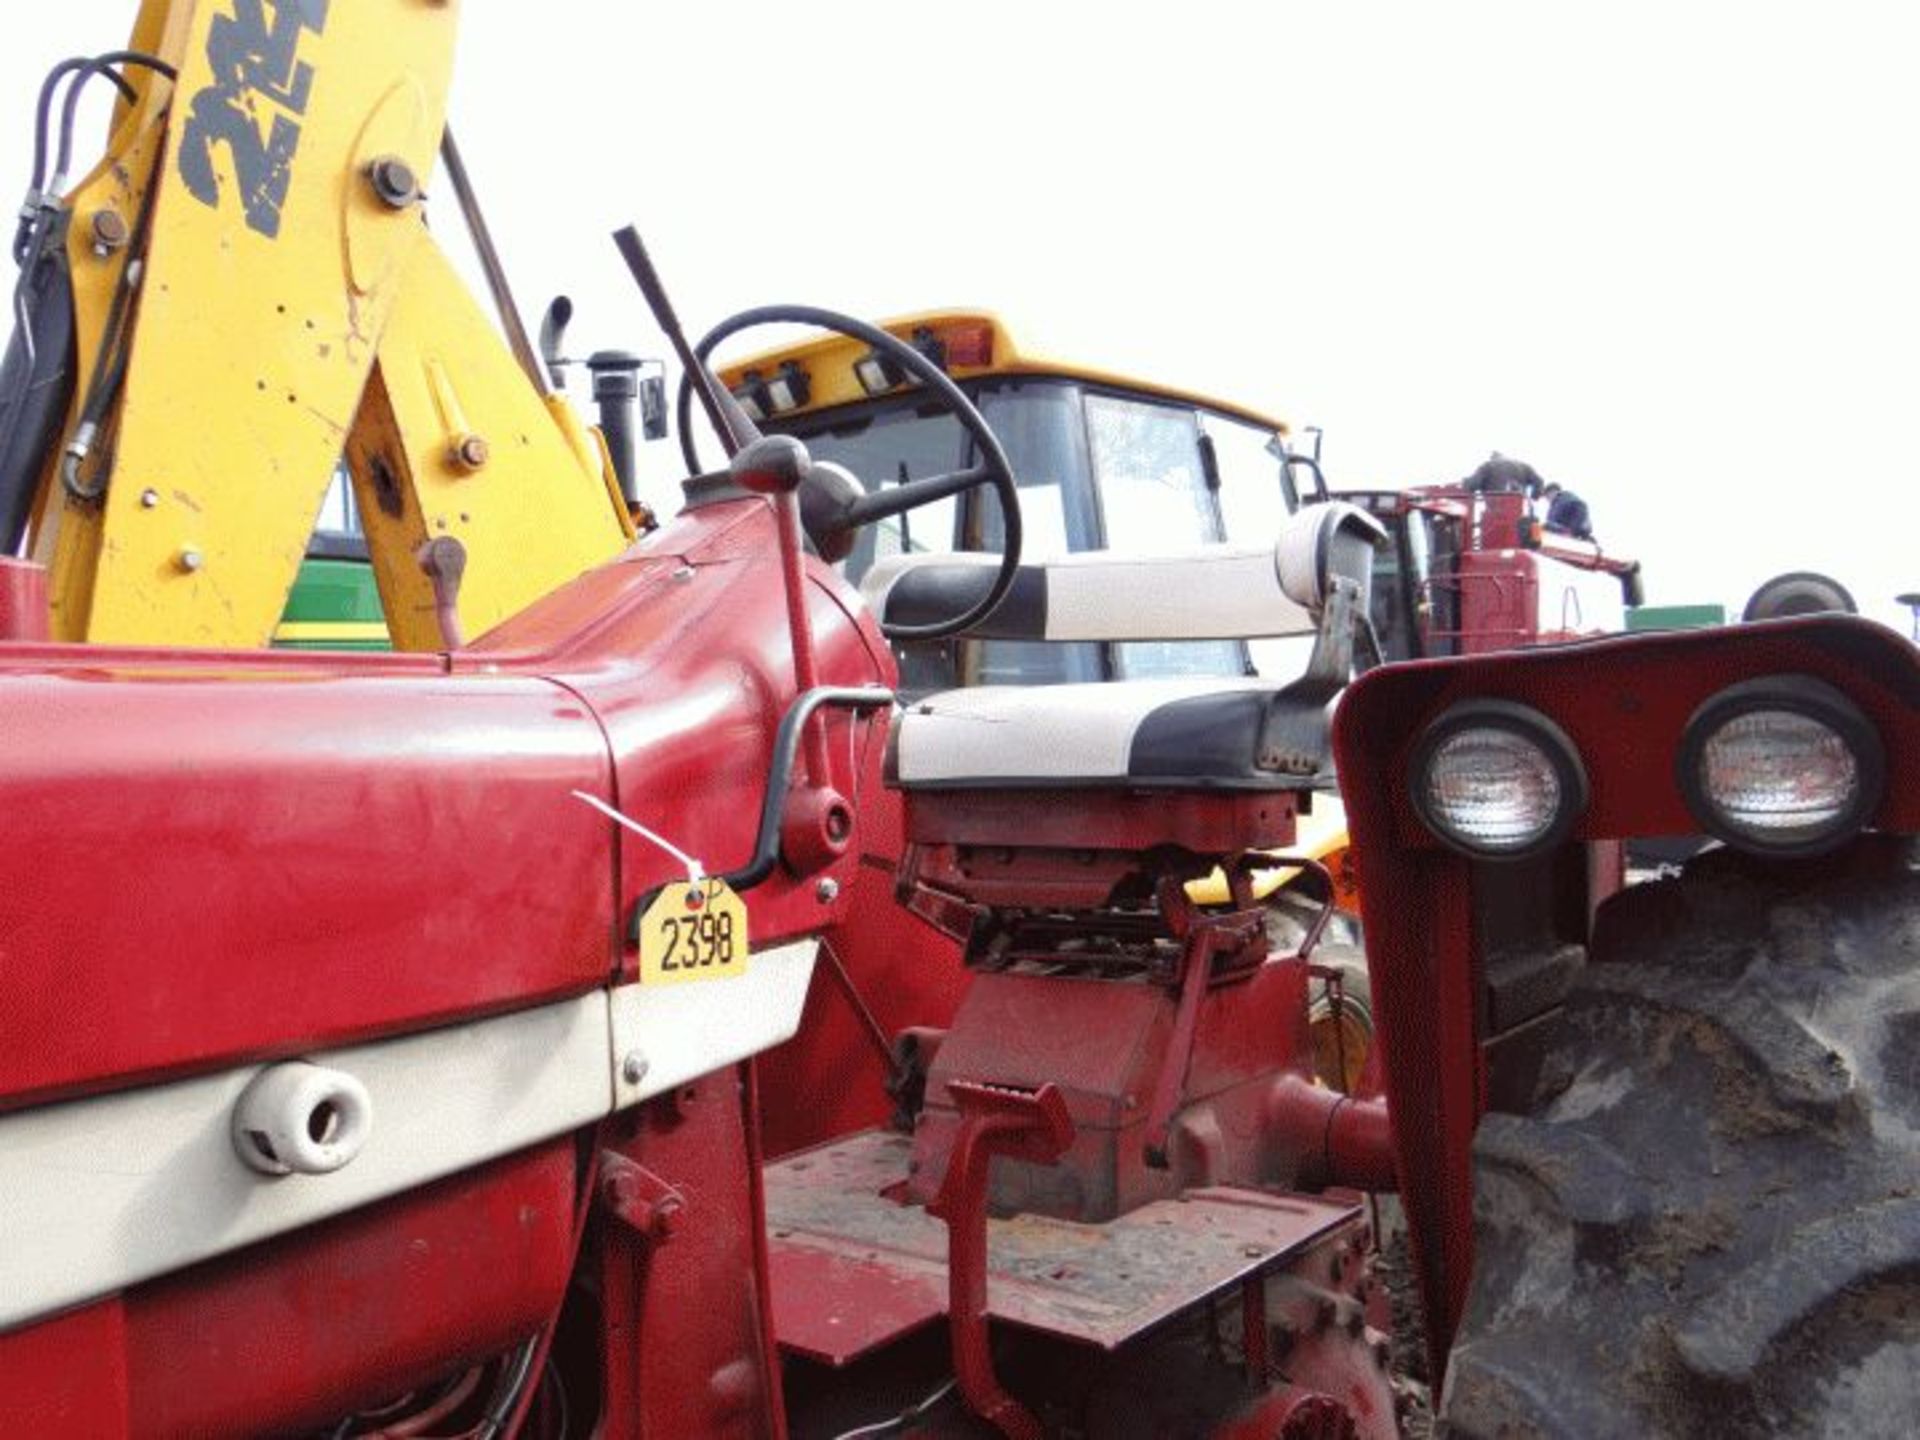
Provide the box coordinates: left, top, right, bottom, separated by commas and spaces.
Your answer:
416, 536, 467, 650
928, 1081, 1074, 1440
611, 225, 760, 460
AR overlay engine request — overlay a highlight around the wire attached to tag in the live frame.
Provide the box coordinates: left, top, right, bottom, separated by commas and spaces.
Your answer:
571, 790, 705, 890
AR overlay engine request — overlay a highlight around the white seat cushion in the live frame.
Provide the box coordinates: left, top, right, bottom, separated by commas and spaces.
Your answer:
889, 678, 1311, 791
861, 502, 1380, 643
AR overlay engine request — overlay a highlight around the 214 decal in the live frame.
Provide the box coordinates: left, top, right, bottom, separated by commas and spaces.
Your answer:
178, 0, 330, 239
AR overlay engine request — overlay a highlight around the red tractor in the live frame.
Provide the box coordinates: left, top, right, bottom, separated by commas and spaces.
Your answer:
1328, 477, 1642, 662
0, 280, 1405, 1434
8, 273, 1917, 1436
5, 7, 1916, 1436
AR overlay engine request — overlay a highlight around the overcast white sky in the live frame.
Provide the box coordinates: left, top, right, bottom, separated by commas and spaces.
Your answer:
7, 2, 1917, 628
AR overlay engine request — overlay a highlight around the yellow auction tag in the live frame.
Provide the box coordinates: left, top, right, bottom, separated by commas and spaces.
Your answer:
638, 878, 750, 985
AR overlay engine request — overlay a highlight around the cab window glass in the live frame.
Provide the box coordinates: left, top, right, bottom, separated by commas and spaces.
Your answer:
969, 385, 1103, 686
972, 384, 1100, 555
1208, 414, 1292, 548
795, 405, 966, 586
1086, 393, 1242, 679
1086, 393, 1217, 550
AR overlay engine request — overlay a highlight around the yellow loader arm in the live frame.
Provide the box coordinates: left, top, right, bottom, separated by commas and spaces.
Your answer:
16, 0, 629, 649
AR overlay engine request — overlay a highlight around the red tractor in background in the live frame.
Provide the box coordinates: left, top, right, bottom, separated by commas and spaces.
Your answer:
1334, 478, 1641, 661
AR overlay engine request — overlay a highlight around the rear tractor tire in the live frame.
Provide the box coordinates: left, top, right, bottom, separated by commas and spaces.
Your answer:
1443, 838, 1920, 1438
1307, 944, 1374, 1096
1263, 890, 1374, 1094
1741, 570, 1858, 621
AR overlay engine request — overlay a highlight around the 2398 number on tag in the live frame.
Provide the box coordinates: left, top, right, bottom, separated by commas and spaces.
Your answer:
638, 879, 749, 985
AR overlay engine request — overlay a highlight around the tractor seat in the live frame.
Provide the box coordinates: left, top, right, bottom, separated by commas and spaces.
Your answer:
870, 503, 1384, 800
889, 677, 1290, 792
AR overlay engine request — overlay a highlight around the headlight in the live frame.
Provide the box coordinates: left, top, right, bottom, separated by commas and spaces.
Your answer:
1409, 701, 1589, 860
1678, 675, 1884, 857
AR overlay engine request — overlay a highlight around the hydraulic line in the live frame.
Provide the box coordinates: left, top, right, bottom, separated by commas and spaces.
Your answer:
1, 50, 176, 513
1, 231, 50, 457
49, 51, 176, 195
59, 113, 166, 504
438, 127, 546, 397
4, 53, 163, 535
18, 57, 134, 262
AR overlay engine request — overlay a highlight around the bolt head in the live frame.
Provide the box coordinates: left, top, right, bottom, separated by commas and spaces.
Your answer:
366, 155, 421, 209
815, 877, 840, 904
176, 548, 203, 573
621, 1052, 648, 1085
449, 435, 489, 471
89, 208, 129, 255
139, 489, 159, 509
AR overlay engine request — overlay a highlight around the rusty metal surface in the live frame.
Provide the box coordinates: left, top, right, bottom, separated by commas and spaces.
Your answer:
767, 1244, 947, 1367
765, 1131, 1360, 1361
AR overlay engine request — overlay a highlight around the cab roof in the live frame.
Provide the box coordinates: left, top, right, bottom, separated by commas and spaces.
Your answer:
717, 309, 1289, 436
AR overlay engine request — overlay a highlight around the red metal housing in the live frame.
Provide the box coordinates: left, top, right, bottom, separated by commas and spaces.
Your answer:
0, 497, 890, 1432
1332, 614, 1920, 1382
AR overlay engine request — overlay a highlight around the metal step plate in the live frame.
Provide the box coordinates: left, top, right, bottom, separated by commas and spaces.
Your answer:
766, 1130, 1359, 1365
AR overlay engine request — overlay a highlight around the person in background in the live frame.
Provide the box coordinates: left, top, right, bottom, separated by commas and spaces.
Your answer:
1461, 451, 1545, 496
1542, 480, 1594, 541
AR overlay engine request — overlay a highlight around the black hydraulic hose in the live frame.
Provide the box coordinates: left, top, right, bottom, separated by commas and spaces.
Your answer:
16, 59, 132, 266
0, 228, 56, 526
7, 52, 162, 484
60, 114, 167, 503
31, 58, 135, 195
52, 52, 176, 192
18, 52, 169, 268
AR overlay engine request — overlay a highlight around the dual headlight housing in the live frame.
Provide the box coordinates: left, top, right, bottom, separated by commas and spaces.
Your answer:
1410, 701, 1589, 861
1675, 675, 1885, 858
1409, 675, 1884, 862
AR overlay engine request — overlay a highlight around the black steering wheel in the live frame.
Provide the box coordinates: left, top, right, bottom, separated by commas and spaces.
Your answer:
675, 305, 1023, 642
